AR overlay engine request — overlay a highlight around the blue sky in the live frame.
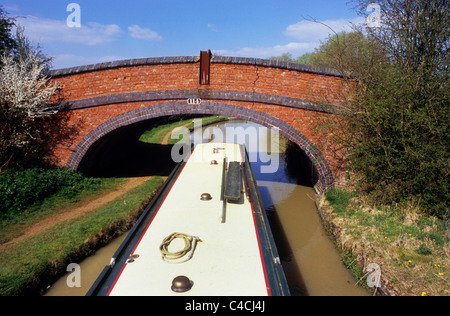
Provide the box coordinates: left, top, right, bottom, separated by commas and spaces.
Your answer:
3, 1, 365, 69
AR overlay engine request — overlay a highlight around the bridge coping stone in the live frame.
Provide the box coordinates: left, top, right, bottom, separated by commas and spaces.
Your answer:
49, 55, 342, 78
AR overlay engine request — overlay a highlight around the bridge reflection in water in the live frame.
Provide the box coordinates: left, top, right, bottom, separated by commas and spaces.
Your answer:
45, 120, 367, 296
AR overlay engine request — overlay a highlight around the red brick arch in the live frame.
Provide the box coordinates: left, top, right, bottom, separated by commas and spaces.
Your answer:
66, 101, 333, 193
50, 55, 348, 193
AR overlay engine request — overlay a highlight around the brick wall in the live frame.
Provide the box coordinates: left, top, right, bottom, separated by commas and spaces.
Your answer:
49, 56, 348, 193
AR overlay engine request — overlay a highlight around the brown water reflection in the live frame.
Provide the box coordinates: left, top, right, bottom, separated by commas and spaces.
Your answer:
45, 234, 128, 296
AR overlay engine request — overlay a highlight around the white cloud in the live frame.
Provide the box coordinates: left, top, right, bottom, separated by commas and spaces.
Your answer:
128, 25, 162, 41
15, 15, 123, 46
51, 54, 125, 69
207, 23, 219, 32
284, 17, 365, 42
213, 42, 318, 59
214, 17, 365, 59
4, 4, 19, 12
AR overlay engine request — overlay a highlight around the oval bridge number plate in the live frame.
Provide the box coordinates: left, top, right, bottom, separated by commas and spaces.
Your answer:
187, 98, 202, 105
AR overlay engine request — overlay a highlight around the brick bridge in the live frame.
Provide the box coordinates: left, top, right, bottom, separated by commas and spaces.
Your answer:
49, 51, 348, 193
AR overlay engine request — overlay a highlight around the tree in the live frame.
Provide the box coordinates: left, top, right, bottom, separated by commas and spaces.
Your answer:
13, 26, 53, 72
352, 0, 449, 78
0, 7, 64, 170
324, 0, 449, 216
307, 31, 388, 77
268, 1, 449, 216
0, 6, 15, 57
0, 52, 60, 169
269, 52, 315, 65
269, 31, 386, 72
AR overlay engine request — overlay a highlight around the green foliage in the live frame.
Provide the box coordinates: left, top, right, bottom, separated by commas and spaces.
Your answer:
0, 6, 16, 57
0, 8, 57, 169
325, 188, 355, 215
0, 167, 101, 219
315, 0, 449, 218
13, 26, 53, 71
0, 176, 164, 296
268, 52, 314, 66
416, 244, 432, 256
347, 59, 449, 216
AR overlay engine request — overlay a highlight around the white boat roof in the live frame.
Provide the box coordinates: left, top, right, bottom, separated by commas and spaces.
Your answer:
106, 143, 271, 296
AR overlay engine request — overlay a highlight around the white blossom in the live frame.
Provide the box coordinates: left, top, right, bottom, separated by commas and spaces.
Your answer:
0, 53, 59, 118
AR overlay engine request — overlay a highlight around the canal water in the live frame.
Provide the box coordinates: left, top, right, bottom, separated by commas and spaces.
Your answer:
45, 119, 367, 296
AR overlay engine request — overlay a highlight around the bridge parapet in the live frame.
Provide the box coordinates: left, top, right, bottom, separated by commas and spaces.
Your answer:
49, 55, 342, 78
48, 54, 349, 193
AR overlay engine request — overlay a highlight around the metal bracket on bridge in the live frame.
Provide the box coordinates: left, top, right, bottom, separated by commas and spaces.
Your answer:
200, 50, 212, 85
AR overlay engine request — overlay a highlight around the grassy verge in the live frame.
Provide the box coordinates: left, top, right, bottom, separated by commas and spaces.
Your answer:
320, 188, 449, 296
0, 176, 164, 296
139, 115, 229, 145
0, 175, 126, 244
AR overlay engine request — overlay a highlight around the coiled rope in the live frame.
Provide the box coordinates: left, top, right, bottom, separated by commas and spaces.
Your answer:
159, 232, 200, 264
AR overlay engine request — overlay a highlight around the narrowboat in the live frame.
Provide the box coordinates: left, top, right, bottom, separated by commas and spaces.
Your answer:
87, 142, 289, 296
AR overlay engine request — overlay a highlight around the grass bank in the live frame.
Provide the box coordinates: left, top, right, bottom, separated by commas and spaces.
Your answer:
0, 174, 126, 245
319, 188, 449, 296
139, 115, 229, 145
0, 176, 164, 296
